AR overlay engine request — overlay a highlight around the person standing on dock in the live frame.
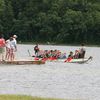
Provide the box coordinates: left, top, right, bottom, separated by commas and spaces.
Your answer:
5, 35, 17, 61
13, 35, 17, 52
9, 35, 17, 61
0, 33, 5, 61
11, 35, 17, 61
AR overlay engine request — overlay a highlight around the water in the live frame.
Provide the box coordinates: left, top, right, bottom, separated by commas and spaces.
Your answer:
0, 44, 100, 100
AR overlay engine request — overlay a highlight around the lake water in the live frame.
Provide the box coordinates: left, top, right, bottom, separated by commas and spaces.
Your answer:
0, 44, 100, 100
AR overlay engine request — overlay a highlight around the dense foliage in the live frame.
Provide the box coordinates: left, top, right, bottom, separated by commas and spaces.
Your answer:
0, 0, 100, 44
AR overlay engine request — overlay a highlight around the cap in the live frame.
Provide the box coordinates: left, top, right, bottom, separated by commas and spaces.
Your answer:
13, 35, 17, 38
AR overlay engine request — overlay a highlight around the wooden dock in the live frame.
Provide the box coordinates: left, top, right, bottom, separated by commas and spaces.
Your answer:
0, 60, 45, 65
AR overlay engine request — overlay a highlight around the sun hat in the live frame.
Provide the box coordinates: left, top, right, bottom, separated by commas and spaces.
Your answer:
13, 35, 17, 38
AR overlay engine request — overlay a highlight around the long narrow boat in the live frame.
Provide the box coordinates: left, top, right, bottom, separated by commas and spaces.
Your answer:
0, 59, 45, 65
46, 56, 93, 64
64, 56, 93, 64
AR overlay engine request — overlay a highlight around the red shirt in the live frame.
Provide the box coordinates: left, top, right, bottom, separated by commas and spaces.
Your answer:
0, 38, 5, 47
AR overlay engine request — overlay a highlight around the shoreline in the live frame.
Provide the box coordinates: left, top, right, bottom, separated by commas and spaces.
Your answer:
18, 42, 100, 47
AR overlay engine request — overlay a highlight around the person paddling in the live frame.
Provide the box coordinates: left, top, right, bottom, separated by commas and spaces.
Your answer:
64, 51, 73, 62
73, 50, 79, 59
68, 51, 74, 58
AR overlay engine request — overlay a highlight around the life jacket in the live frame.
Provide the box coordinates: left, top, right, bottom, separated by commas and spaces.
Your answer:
0, 38, 5, 47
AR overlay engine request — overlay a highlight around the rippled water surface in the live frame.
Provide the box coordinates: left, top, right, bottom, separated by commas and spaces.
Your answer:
0, 44, 100, 100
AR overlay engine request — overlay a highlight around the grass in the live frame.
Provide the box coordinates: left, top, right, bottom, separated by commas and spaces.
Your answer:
0, 95, 64, 100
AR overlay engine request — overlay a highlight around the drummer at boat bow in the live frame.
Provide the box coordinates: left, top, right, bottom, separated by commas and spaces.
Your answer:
34, 44, 39, 57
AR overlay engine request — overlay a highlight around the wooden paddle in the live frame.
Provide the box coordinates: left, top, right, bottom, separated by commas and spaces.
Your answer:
27, 49, 31, 57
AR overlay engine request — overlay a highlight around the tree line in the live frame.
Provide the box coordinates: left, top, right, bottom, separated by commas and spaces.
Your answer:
0, 0, 100, 44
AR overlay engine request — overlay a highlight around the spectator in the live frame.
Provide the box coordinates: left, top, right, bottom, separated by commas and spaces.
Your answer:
0, 33, 5, 61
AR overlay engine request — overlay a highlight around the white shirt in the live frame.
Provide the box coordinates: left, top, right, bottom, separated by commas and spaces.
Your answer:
6, 39, 11, 48
10, 39, 16, 49
13, 38, 17, 45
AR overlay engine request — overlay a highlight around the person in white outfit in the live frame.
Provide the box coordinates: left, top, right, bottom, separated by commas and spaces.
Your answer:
9, 35, 17, 61
13, 35, 17, 52
5, 35, 17, 61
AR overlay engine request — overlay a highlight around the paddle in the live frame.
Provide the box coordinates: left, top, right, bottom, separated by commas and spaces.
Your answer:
27, 49, 31, 57
64, 57, 72, 62
87, 56, 93, 61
